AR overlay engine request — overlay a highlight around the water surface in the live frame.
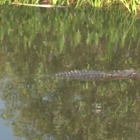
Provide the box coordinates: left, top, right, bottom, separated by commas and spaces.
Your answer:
0, 5, 140, 140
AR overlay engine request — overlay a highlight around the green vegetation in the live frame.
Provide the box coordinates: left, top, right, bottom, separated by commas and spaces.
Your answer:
0, 5, 139, 75
1, 0, 140, 13
1, 74, 140, 140
0, 0, 140, 139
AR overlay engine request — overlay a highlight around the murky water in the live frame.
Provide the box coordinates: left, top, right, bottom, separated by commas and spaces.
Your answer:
0, 5, 140, 140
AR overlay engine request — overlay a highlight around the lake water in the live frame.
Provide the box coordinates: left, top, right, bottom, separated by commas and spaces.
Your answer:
0, 5, 140, 140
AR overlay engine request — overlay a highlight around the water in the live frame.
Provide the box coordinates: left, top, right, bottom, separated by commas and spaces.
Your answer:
0, 5, 140, 140
0, 93, 25, 140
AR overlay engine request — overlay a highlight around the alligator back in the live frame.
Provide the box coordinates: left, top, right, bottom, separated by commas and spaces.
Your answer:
55, 69, 137, 80
55, 70, 109, 80
107, 69, 136, 78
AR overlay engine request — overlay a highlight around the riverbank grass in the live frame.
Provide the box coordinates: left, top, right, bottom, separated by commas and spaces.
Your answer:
1, 0, 140, 13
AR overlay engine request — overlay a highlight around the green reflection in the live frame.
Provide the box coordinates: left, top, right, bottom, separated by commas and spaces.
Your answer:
0, 5, 140, 140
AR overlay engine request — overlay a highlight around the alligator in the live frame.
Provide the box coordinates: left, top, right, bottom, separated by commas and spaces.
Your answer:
54, 68, 140, 80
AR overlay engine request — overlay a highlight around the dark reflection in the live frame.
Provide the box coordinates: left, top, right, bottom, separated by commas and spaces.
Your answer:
0, 75, 140, 140
0, 5, 140, 140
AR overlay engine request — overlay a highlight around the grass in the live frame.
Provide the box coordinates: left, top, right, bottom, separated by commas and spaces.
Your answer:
1, 0, 140, 13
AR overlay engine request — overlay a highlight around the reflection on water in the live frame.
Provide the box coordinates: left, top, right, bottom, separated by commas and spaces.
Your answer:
1, 4, 140, 140
0, 118, 15, 140
0, 74, 140, 140
0, 92, 25, 140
